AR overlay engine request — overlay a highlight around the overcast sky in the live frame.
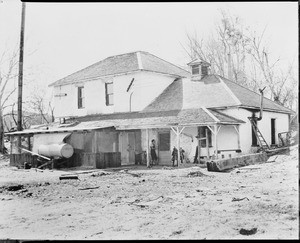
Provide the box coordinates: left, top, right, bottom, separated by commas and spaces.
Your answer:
0, 1, 298, 99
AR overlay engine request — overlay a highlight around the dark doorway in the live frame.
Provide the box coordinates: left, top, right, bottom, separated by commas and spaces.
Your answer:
158, 131, 171, 165
251, 119, 258, 146
271, 118, 276, 145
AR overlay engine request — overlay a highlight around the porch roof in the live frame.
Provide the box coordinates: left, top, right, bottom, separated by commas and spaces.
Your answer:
5, 123, 114, 136
115, 108, 245, 129
6, 108, 245, 136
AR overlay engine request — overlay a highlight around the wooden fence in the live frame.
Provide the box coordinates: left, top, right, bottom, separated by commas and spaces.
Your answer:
10, 153, 38, 168
10, 151, 121, 169
70, 152, 121, 168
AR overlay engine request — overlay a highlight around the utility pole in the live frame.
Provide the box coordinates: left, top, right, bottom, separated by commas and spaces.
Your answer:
17, 2, 26, 132
17, 2, 26, 153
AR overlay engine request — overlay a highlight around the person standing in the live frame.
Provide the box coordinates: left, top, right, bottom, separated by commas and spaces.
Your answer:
150, 139, 158, 166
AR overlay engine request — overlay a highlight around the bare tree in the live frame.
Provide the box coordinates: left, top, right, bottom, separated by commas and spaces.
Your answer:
28, 89, 55, 124
182, 10, 298, 110
247, 29, 297, 108
0, 50, 19, 153
182, 11, 251, 86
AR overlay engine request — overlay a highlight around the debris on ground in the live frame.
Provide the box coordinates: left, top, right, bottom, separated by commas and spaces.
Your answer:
239, 227, 258, 235
59, 175, 79, 180
0, 141, 298, 240
187, 171, 208, 177
162, 166, 175, 170
24, 162, 32, 169
129, 196, 164, 207
90, 172, 110, 177
5, 184, 24, 191
170, 230, 183, 236
267, 155, 279, 163
78, 186, 100, 191
232, 197, 249, 202
118, 169, 141, 177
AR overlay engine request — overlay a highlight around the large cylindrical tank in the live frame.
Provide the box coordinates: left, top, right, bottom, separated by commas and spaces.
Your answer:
38, 143, 74, 158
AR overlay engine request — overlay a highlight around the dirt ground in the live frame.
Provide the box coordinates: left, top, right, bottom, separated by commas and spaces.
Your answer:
0, 145, 298, 240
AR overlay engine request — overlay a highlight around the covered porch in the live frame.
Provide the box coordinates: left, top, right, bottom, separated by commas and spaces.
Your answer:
116, 107, 245, 167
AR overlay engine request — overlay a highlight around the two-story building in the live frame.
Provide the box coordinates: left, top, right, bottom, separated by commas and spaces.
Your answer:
8, 51, 294, 168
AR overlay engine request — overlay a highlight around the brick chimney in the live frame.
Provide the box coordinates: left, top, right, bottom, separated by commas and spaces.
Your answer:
187, 58, 211, 81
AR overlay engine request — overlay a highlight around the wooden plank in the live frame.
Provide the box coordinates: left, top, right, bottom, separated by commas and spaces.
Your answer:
20, 148, 51, 160
59, 175, 79, 180
37, 160, 53, 169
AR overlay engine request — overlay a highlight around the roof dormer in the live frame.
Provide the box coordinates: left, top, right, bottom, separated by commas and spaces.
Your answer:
187, 58, 211, 81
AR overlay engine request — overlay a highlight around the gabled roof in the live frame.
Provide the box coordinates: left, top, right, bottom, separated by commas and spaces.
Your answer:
143, 74, 293, 114
143, 75, 239, 112
219, 76, 293, 113
49, 51, 190, 87
187, 58, 211, 66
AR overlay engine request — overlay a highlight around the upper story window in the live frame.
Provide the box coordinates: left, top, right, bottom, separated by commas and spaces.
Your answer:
191, 65, 200, 75
77, 86, 85, 109
105, 82, 114, 106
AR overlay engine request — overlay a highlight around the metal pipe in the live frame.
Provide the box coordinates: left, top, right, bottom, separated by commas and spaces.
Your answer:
257, 86, 266, 121
129, 91, 134, 112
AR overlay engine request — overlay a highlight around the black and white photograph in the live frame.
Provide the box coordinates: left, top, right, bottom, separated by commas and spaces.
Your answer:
0, 1, 298, 240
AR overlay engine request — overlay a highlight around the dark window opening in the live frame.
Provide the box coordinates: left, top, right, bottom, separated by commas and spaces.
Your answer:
159, 132, 170, 151
191, 65, 200, 75
199, 126, 212, 147
105, 82, 114, 106
201, 65, 208, 78
271, 118, 276, 145
77, 86, 84, 109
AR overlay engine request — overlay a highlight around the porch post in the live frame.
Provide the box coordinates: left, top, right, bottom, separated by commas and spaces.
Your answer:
176, 126, 180, 167
236, 125, 241, 150
171, 126, 185, 167
205, 128, 209, 160
197, 126, 201, 163
146, 128, 150, 168
214, 125, 218, 159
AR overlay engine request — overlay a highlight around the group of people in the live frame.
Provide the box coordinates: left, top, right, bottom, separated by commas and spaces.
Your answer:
148, 139, 185, 167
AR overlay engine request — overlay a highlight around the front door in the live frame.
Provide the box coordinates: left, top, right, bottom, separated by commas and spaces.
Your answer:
271, 118, 276, 145
128, 132, 136, 163
119, 131, 141, 165
158, 131, 171, 165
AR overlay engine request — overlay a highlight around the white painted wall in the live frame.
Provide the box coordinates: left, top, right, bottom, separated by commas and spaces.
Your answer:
217, 125, 239, 150
52, 71, 175, 118
221, 107, 290, 154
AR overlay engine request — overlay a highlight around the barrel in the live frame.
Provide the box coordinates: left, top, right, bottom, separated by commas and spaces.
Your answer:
38, 143, 74, 158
